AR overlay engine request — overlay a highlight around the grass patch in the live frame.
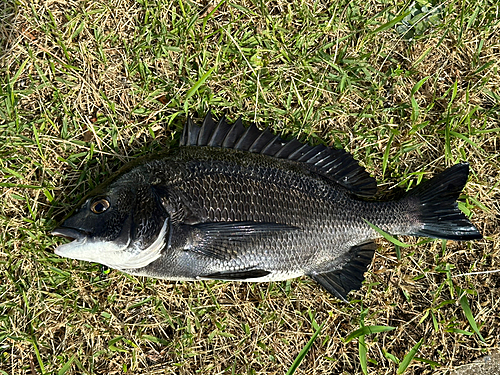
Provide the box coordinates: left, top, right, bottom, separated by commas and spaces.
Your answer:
1, 0, 499, 374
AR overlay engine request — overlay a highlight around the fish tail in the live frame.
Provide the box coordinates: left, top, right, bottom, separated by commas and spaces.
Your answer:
406, 163, 482, 241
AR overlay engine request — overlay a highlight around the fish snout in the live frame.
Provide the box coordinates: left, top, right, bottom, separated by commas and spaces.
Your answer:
51, 227, 89, 241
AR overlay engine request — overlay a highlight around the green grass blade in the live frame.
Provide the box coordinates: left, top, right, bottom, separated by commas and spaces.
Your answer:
307, 308, 320, 331
411, 76, 431, 96
412, 46, 433, 67
33, 123, 45, 160
285, 323, 324, 375
345, 326, 396, 343
10, 58, 29, 85
382, 131, 394, 179
414, 357, 440, 367
58, 355, 76, 375
142, 334, 170, 346
410, 76, 430, 122
202, 0, 228, 33
466, 195, 490, 213
31, 336, 46, 374
372, 11, 411, 34
359, 335, 368, 375
459, 295, 485, 342
397, 338, 423, 374
185, 67, 215, 101
383, 349, 400, 364
448, 130, 479, 149
363, 219, 412, 248
395, 243, 401, 261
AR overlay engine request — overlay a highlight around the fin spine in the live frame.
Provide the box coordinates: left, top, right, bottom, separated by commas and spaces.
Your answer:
181, 111, 377, 197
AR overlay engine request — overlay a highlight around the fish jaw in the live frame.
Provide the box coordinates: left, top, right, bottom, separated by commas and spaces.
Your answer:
52, 230, 136, 269
51, 217, 169, 271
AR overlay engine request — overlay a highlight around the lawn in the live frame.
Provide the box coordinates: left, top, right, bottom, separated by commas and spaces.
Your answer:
0, 0, 499, 374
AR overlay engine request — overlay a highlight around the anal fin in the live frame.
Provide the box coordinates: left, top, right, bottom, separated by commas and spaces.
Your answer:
309, 242, 376, 301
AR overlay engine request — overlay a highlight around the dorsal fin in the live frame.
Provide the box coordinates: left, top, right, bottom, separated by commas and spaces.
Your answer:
208, 115, 231, 147
180, 111, 377, 197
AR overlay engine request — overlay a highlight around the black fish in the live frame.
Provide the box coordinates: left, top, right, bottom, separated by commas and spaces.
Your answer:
52, 112, 482, 301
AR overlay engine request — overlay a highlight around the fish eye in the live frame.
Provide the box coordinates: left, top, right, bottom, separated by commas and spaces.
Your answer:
90, 198, 110, 214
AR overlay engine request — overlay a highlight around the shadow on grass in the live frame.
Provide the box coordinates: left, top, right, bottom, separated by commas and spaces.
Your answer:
0, 0, 17, 60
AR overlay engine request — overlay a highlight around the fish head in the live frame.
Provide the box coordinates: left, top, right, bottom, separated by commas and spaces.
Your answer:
52, 171, 169, 270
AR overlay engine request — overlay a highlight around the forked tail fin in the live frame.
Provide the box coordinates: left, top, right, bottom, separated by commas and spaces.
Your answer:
406, 163, 482, 240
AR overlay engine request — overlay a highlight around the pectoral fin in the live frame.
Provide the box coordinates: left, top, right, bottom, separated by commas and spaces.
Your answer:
184, 221, 299, 261
309, 242, 376, 301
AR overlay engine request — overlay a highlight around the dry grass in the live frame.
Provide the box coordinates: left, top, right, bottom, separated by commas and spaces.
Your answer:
1, 0, 499, 374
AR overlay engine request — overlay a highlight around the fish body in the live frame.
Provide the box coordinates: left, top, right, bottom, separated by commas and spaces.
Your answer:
52, 113, 482, 300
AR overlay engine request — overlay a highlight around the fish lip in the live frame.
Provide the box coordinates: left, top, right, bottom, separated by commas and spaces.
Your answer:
51, 227, 88, 241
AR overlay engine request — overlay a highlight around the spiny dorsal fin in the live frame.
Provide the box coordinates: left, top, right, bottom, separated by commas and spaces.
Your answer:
181, 111, 377, 197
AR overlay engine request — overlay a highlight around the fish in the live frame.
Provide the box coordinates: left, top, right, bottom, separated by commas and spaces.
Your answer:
51, 112, 483, 301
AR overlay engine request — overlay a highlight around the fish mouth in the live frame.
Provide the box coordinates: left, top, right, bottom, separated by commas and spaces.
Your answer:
52, 226, 91, 258
51, 227, 88, 241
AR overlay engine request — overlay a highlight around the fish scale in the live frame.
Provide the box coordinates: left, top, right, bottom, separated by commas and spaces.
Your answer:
52, 112, 482, 301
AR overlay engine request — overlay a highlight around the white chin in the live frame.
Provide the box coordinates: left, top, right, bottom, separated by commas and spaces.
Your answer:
54, 218, 169, 270
54, 238, 134, 269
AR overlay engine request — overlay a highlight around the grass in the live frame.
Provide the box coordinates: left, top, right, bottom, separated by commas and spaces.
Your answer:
0, 0, 499, 374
